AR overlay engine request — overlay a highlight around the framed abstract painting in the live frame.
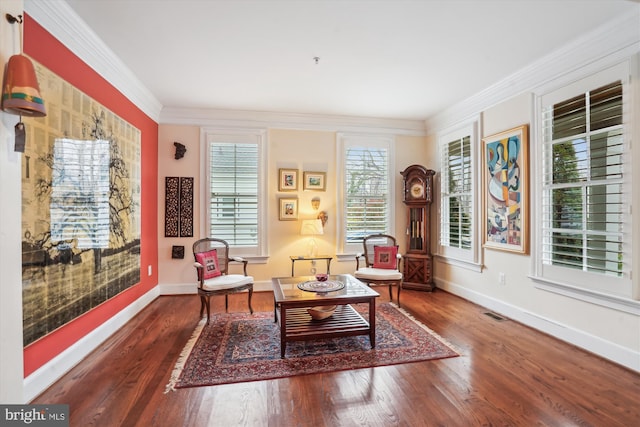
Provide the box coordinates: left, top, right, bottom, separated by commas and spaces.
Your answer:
482, 125, 529, 254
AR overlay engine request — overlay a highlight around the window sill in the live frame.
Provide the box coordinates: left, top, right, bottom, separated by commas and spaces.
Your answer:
239, 255, 269, 264
336, 253, 357, 262
434, 254, 483, 273
530, 275, 640, 316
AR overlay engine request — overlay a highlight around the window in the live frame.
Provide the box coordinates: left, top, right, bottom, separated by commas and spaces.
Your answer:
50, 138, 110, 249
204, 129, 267, 258
338, 134, 394, 254
437, 121, 481, 270
536, 64, 632, 299
442, 136, 472, 249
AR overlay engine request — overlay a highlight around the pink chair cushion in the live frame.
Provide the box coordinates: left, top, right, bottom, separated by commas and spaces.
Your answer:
373, 245, 399, 269
195, 249, 222, 280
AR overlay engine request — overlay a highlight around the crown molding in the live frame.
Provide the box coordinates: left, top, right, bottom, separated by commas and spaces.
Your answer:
25, 1, 423, 134
27, 1, 637, 135
160, 107, 426, 136
25, 0, 163, 122
425, 8, 640, 134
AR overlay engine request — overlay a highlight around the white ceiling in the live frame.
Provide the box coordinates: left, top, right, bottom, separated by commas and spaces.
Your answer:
60, 0, 638, 121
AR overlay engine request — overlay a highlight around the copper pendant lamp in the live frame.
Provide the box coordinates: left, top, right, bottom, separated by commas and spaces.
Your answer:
1, 13, 47, 152
2, 53, 46, 117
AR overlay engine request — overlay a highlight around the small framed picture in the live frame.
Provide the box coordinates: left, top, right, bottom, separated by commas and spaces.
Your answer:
171, 245, 185, 259
279, 197, 298, 220
303, 171, 326, 191
278, 168, 299, 191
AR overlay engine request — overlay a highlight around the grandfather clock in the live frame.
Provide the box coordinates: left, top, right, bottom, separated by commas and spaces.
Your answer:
400, 165, 435, 291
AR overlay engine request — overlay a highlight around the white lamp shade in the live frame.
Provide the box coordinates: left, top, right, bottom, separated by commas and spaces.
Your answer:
300, 219, 323, 236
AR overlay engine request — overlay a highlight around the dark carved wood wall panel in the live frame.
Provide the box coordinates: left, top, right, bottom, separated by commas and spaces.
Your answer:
164, 176, 194, 238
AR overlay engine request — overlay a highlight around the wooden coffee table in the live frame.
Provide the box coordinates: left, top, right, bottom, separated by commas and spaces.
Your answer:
272, 274, 379, 358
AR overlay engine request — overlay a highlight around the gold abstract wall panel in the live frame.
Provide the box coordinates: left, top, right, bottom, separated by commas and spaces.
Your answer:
21, 60, 141, 346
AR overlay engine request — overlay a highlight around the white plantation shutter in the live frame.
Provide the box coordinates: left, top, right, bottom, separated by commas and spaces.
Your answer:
437, 120, 480, 269
338, 133, 395, 254
50, 138, 110, 249
345, 146, 390, 242
441, 135, 472, 249
209, 142, 258, 246
539, 66, 632, 297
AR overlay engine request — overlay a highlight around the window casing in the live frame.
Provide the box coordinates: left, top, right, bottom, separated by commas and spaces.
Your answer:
338, 134, 395, 255
437, 121, 481, 269
536, 64, 632, 299
203, 129, 267, 258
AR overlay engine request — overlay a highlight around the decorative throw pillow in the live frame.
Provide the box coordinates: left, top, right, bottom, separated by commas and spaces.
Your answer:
373, 245, 399, 269
195, 249, 222, 280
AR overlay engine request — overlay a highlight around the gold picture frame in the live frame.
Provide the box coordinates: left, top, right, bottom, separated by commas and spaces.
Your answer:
279, 197, 299, 220
278, 168, 299, 191
482, 124, 529, 254
303, 171, 326, 191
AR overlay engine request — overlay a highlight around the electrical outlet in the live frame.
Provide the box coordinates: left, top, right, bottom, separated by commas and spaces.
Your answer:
499, 272, 506, 286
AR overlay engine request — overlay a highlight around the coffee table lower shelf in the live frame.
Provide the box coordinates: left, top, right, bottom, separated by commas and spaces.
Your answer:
275, 304, 374, 358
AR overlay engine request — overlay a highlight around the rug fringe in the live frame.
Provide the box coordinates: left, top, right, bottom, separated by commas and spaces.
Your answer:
389, 302, 462, 356
164, 317, 207, 393
165, 304, 459, 388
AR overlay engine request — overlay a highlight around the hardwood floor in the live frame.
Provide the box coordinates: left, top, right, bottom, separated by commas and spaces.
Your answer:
33, 289, 640, 426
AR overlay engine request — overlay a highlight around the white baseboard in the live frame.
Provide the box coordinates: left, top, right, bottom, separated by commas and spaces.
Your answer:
24, 277, 637, 401
159, 280, 273, 295
24, 286, 160, 402
434, 278, 640, 373
159, 282, 197, 295
24, 279, 273, 401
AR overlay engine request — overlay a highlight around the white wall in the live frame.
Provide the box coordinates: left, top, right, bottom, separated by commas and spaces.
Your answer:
157, 124, 428, 293
0, 0, 26, 404
428, 8, 640, 371
156, 125, 202, 293
4, 1, 637, 404
433, 91, 640, 369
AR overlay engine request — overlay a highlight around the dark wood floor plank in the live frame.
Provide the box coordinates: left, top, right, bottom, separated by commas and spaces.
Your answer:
32, 290, 640, 426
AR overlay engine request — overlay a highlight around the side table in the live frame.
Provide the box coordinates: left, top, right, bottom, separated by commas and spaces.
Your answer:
290, 255, 333, 277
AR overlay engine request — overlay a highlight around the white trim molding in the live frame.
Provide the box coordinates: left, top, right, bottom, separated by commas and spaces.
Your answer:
435, 117, 482, 269
162, 107, 426, 136
199, 127, 269, 258
435, 278, 640, 373
434, 255, 483, 273
25, 0, 163, 121
425, 9, 640, 133
531, 276, 640, 316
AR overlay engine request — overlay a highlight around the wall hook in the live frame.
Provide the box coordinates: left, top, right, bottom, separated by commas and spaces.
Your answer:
5, 14, 23, 24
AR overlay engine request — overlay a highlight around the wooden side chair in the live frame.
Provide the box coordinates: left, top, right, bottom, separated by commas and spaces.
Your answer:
354, 234, 403, 306
192, 238, 254, 323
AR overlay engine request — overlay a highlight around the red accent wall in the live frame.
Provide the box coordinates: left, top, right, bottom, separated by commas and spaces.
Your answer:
22, 15, 159, 377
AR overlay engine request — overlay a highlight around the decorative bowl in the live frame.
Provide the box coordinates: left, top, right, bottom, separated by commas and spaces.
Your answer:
315, 273, 328, 282
307, 305, 337, 320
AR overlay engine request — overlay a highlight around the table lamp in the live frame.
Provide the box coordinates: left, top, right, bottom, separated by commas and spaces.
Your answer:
300, 219, 323, 257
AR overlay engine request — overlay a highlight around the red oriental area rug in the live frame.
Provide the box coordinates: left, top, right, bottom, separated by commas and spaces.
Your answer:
165, 302, 459, 391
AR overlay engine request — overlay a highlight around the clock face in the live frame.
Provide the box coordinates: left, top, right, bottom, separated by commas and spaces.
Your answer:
410, 182, 424, 198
